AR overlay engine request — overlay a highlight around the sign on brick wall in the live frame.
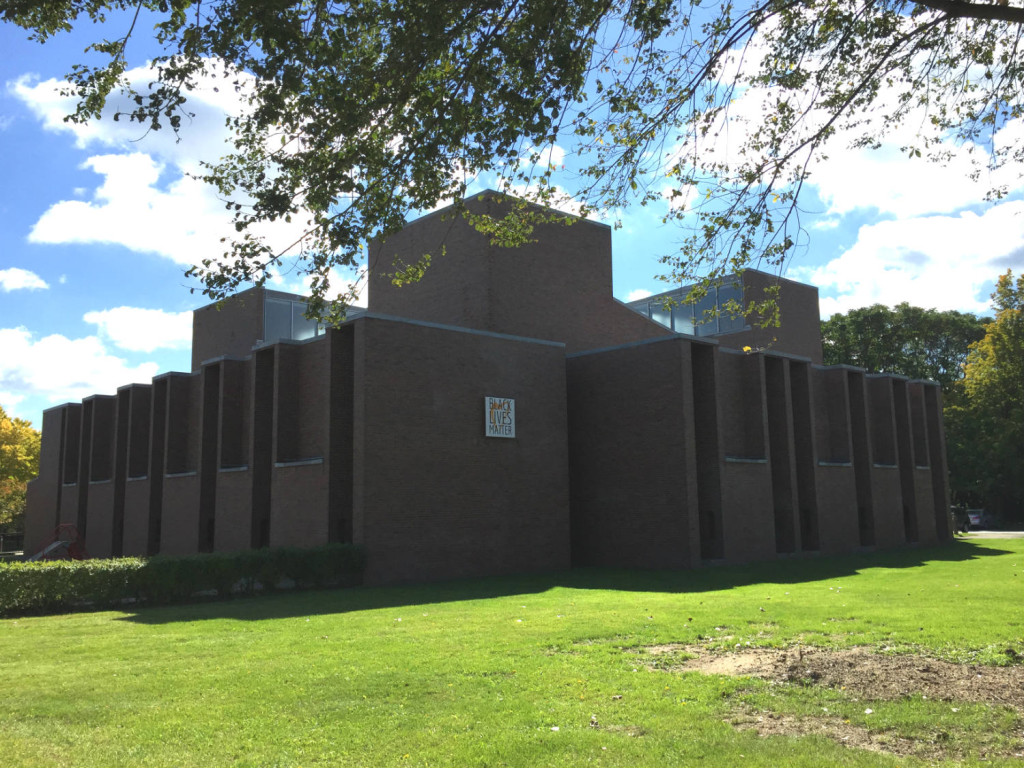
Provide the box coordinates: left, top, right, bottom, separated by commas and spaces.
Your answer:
485, 396, 515, 438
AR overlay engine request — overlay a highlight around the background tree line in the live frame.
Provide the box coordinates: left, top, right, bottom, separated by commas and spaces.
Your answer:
821, 270, 1024, 523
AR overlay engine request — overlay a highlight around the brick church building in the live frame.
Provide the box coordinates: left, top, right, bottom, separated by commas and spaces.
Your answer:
25, 192, 952, 584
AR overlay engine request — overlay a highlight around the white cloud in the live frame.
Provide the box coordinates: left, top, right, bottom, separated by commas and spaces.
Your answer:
520, 143, 566, 169
656, 14, 1024, 223
496, 179, 600, 220
659, 182, 697, 212
28, 152, 236, 266
11, 65, 311, 273
0, 327, 160, 410
275, 266, 368, 308
807, 124, 1023, 220
83, 306, 193, 353
805, 201, 1024, 317
811, 217, 841, 231
9, 64, 247, 174
0, 391, 25, 410
625, 288, 653, 302
641, 12, 1024, 321
0, 267, 48, 292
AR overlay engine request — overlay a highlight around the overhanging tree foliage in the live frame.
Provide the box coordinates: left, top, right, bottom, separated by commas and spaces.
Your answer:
3, 1, 1023, 320
820, 303, 990, 392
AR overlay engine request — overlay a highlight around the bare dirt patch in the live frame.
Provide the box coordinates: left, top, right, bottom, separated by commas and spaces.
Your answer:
728, 707, 929, 759
643, 644, 1024, 760
649, 644, 1024, 710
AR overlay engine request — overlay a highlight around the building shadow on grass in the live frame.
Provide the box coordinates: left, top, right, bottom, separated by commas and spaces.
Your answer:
117, 538, 1013, 625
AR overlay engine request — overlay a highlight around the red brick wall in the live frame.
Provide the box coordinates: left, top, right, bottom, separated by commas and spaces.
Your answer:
567, 337, 701, 569
23, 407, 65, 555
369, 193, 672, 353
722, 270, 823, 363
191, 289, 264, 371
351, 316, 571, 584
20, 196, 953, 576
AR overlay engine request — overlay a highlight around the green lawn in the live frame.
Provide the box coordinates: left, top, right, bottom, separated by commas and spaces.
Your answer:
2, 538, 1023, 767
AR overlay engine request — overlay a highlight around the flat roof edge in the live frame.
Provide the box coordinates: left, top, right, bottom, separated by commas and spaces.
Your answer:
356, 312, 566, 348
625, 268, 816, 306
567, 333, 717, 359
398, 189, 612, 233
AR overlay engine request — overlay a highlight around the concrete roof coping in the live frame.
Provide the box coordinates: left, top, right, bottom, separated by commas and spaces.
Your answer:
42, 402, 83, 414
566, 332, 718, 359
863, 371, 941, 386
815, 362, 867, 373
191, 284, 312, 311
864, 371, 908, 380
153, 370, 200, 382
251, 333, 328, 352
716, 345, 815, 363
197, 354, 255, 366
263, 287, 315, 302
393, 188, 612, 233
191, 285, 258, 312
625, 269, 814, 306
354, 312, 566, 348
274, 457, 325, 468
757, 348, 813, 363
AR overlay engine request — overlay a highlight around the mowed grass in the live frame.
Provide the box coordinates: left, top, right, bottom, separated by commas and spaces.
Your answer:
2, 538, 1023, 767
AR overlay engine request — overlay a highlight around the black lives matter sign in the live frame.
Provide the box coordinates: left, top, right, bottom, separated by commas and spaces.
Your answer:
484, 396, 515, 438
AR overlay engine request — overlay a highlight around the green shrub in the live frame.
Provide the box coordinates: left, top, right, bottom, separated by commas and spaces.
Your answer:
0, 543, 365, 617
202, 551, 244, 597
252, 546, 290, 592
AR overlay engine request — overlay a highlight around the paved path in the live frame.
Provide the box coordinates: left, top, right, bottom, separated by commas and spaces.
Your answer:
962, 530, 1024, 539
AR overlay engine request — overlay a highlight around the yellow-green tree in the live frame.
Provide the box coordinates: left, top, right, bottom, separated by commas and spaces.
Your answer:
0, 406, 40, 533
946, 271, 1024, 520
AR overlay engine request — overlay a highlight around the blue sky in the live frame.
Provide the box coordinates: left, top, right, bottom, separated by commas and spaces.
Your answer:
2, 13, 1023, 430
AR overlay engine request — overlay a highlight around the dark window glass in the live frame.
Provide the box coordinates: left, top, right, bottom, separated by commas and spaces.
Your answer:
693, 290, 718, 336
717, 282, 745, 333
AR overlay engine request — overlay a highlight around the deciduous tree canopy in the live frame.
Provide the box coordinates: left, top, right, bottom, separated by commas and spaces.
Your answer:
820, 303, 989, 392
946, 271, 1024, 517
0, 406, 40, 532
3, 0, 1023, 319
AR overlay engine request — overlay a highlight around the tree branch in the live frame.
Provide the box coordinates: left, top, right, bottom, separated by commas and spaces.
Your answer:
912, 0, 1024, 25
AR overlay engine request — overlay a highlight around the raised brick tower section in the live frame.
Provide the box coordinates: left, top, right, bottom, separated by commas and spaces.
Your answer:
368, 191, 672, 353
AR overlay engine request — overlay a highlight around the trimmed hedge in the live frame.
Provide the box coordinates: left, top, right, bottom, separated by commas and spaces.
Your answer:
0, 544, 365, 617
